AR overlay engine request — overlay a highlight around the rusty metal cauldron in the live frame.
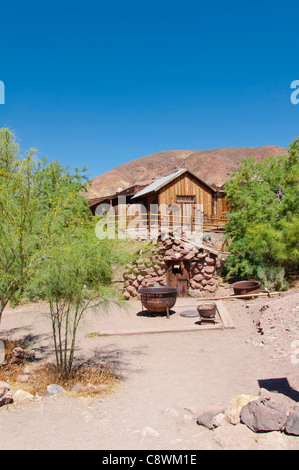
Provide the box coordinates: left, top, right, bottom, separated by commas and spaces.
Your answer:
139, 286, 178, 319
197, 303, 216, 320
232, 281, 261, 296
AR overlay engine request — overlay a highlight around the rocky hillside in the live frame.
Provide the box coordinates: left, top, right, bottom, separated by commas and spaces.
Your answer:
86, 145, 288, 198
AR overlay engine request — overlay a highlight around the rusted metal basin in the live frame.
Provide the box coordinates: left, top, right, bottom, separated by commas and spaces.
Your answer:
197, 303, 216, 319
139, 286, 178, 317
232, 281, 261, 295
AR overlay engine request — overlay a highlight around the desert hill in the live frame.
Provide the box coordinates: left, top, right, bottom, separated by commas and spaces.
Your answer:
86, 145, 288, 199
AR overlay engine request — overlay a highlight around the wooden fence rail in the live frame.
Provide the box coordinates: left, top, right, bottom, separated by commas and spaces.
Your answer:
102, 213, 229, 233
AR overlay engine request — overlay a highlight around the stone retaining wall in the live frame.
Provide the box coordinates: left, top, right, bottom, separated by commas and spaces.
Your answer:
123, 236, 220, 299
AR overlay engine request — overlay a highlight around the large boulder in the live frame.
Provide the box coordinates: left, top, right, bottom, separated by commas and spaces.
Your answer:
240, 398, 288, 432
285, 405, 299, 436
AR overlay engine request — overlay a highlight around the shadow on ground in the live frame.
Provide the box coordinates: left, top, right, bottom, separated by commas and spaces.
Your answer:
258, 377, 299, 403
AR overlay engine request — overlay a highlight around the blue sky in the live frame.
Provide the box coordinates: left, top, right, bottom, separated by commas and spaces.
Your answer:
1, 0, 298, 179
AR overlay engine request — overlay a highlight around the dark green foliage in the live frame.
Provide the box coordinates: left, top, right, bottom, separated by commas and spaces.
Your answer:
223, 138, 299, 289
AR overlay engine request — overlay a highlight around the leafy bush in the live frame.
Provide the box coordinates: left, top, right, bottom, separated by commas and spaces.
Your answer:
223, 138, 299, 288
256, 266, 289, 291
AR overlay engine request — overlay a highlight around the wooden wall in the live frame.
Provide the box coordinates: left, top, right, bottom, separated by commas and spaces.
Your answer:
157, 172, 216, 218
216, 192, 229, 219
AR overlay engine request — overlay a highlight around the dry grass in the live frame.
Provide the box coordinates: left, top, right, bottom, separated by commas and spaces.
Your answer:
0, 339, 119, 398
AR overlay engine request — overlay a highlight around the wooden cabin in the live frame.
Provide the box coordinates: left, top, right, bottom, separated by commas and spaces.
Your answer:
89, 182, 150, 215
91, 169, 229, 237
130, 169, 228, 233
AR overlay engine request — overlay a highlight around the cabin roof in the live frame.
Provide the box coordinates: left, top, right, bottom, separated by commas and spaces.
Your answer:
131, 168, 217, 200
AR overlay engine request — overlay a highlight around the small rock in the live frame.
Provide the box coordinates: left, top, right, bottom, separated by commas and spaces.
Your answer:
23, 365, 35, 374
258, 387, 271, 400
45, 384, 66, 396
184, 252, 195, 260
127, 286, 137, 297
213, 412, 226, 428
203, 265, 215, 275
197, 410, 224, 429
0, 381, 11, 397
85, 383, 109, 392
13, 389, 34, 404
140, 426, 159, 437
224, 394, 259, 425
203, 283, 217, 293
0, 381, 13, 407
95, 384, 109, 391
17, 374, 30, 383
193, 274, 204, 283
123, 291, 131, 300
13, 347, 35, 361
71, 382, 84, 392
163, 407, 179, 417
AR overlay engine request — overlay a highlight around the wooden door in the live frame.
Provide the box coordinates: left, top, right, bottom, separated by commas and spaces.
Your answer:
167, 262, 189, 297
176, 196, 195, 232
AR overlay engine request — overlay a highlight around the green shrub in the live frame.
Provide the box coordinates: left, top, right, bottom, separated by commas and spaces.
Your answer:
256, 266, 289, 291
223, 138, 299, 288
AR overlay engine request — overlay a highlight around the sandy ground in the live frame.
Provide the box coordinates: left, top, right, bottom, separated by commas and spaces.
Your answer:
0, 291, 298, 451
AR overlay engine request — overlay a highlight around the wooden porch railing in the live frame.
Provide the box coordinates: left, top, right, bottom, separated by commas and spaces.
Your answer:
102, 212, 229, 234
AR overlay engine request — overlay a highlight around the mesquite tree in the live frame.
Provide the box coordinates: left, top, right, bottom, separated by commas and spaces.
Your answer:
0, 128, 90, 321
0, 128, 133, 377
0, 130, 41, 319
224, 138, 299, 289
33, 223, 120, 376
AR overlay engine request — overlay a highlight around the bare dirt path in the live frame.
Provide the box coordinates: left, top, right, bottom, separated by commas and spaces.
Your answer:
0, 294, 298, 450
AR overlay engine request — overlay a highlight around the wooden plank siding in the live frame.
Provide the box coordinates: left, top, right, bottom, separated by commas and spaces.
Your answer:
158, 172, 216, 218
216, 192, 229, 220
91, 169, 229, 235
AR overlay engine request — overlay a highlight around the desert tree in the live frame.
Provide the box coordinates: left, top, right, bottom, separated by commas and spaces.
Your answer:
223, 138, 299, 289
0, 128, 90, 321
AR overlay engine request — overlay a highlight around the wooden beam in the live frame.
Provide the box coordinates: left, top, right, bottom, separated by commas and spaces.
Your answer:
216, 301, 235, 329
197, 292, 282, 301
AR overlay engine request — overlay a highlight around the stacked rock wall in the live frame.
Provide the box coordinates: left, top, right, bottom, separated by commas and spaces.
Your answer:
123, 236, 220, 299
123, 258, 167, 299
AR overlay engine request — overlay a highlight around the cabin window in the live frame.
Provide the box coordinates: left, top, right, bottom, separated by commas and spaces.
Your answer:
176, 196, 195, 203
172, 264, 182, 275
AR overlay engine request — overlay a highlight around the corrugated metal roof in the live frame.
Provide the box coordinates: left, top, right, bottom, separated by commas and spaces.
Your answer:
131, 168, 216, 199
131, 169, 187, 199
